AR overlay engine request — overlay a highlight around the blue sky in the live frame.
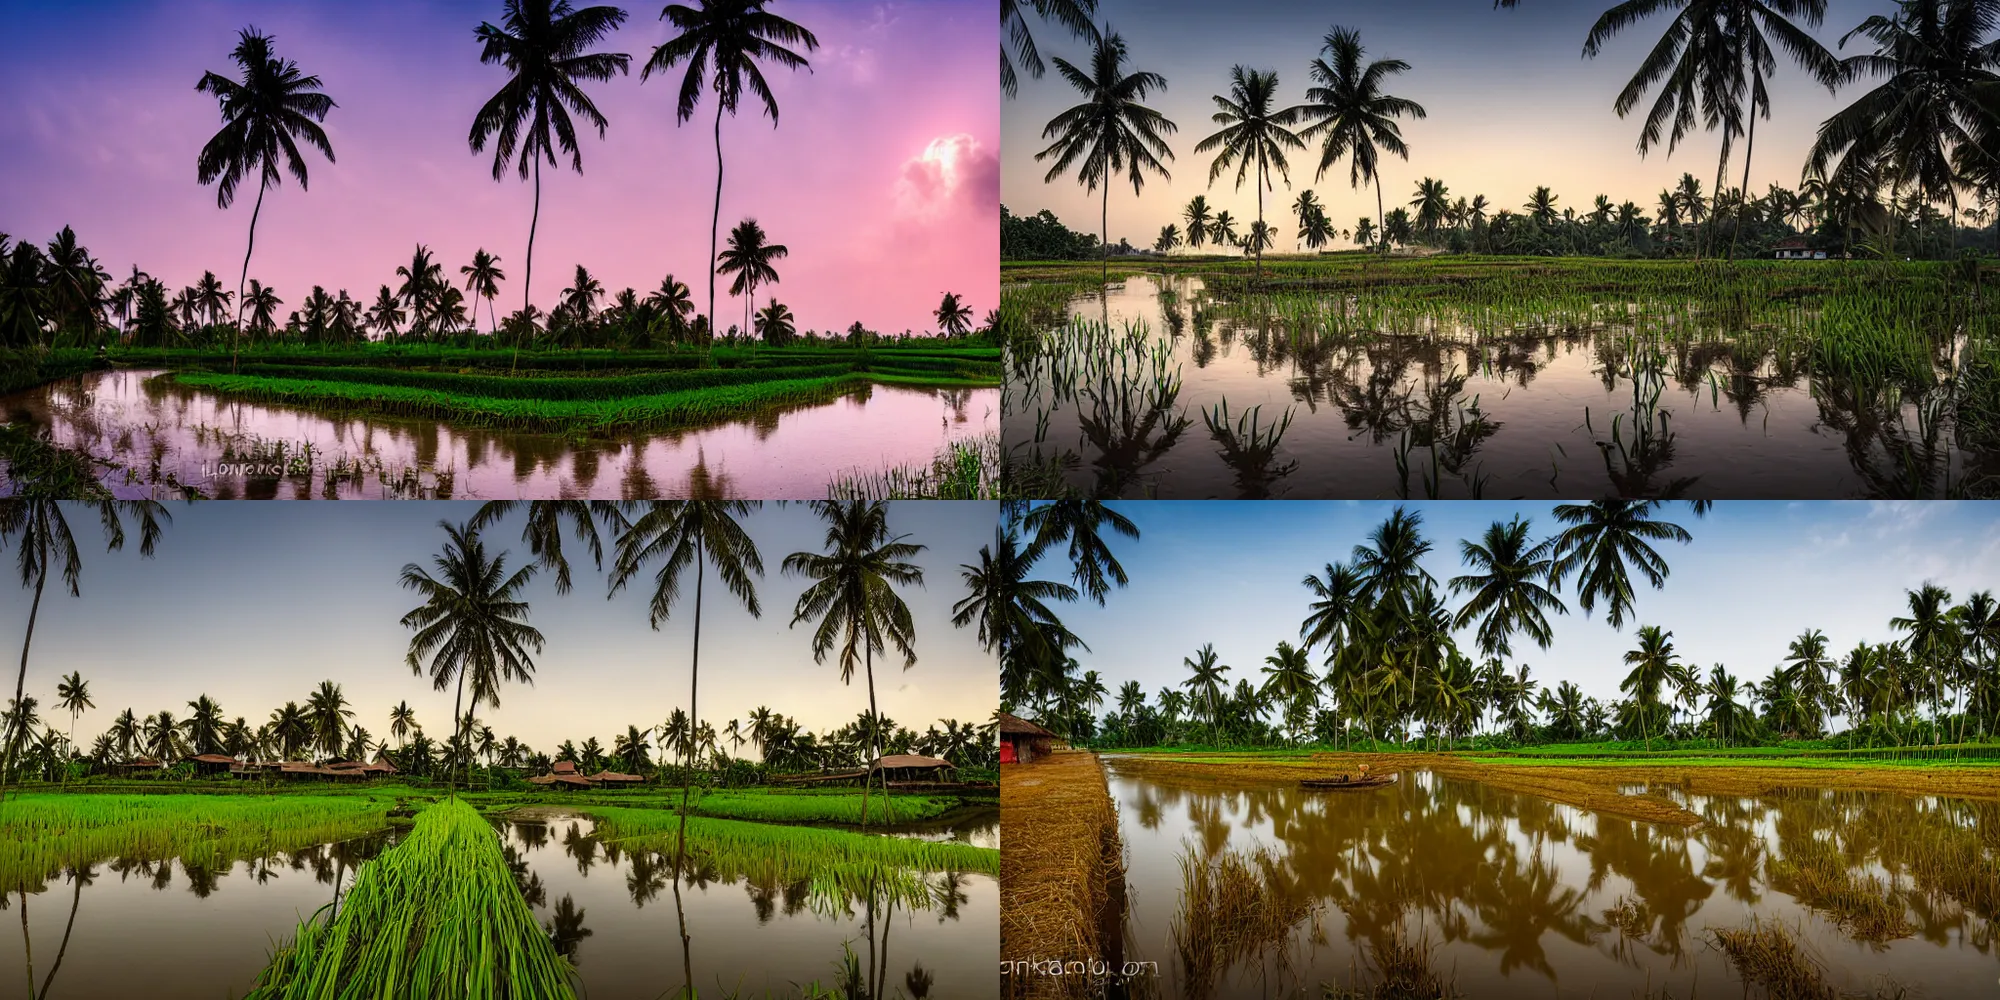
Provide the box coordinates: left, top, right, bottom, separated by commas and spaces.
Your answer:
1003, 0, 1903, 247
1034, 501, 2000, 719
0, 501, 997, 753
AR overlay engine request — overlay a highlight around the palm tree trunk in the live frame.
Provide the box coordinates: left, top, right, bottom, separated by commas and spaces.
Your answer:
709, 100, 726, 351
671, 870, 693, 1000
0, 535, 47, 808
674, 544, 703, 1000
1101, 183, 1110, 287
861, 641, 881, 830
448, 669, 466, 798
1255, 152, 1265, 281
1730, 110, 1760, 262
1375, 179, 1386, 256
514, 156, 541, 377
36, 866, 83, 1000
19, 889, 34, 1000
1704, 137, 1732, 262
229, 178, 269, 375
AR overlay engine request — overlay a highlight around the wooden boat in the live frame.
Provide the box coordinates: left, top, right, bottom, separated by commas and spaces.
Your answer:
1300, 773, 1398, 791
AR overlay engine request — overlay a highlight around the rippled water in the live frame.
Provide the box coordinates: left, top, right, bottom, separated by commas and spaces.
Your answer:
1, 811, 999, 999
1105, 760, 1997, 999
2, 370, 996, 499
1003, 276, 1994, 498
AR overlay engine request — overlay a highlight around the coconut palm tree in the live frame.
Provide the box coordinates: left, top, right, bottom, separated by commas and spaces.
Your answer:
1807, 0, 2000, 249
1549, 500, 1706, 629
1196, 66, 1305, 279
1621, 625, 1680, 748
192, 271, 232, 330
184, 695, 225, 757
306, 681, 352, 760
934, 292, 974, 337
1260, 641, 1317, 744
715, 218, 786, 341
470, 0, 631, 331
1210, 210, 1240, 246
1020, 500, 1140, 607
0, 500, 168, 803
461, 249, 506, 336
1155, 225, 1183, 252
1295, 26, 1427, 255
1449, 516, 1568, 659
1036, 26, 1179, 285
781, 499, 925, 826
1292, 189, 1324, 249
559, 264, 605, 327
754, 300, 795, 345
1410, 177, 1451, 238
399, 520, 544, 793
648, 274, 695, 342
608, 501, 764, 881
54, 672, 91, 747
389, 701, 417, 747
1891, 582, 1958, 744
1300, 203, 1336, 249
1183, 195, 1213, 248
396, 245, 444, 338
955, 527, 1085, 708
1182, 644, 1231, 746
362, 284, 402, 342
196, 27, 337, 371
1784, 628, 1837, 736
1001, 0, 1098, 98
643, 0, 818, 349
1115, 680, 1146, 730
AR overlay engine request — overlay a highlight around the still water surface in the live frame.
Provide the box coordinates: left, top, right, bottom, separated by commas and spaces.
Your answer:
2, 370, 995, 499
1106, 759, 1997, 999
2, 811, 998, 999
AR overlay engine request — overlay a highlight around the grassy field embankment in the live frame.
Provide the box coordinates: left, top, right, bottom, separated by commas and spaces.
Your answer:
1001, 750, 1124, 1000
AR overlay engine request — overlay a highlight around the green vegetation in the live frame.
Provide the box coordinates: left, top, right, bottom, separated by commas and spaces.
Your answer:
0, 792, 392, 892
679, 789, 962, 824
585, 806, 998, 882
245, 800, 576, 1000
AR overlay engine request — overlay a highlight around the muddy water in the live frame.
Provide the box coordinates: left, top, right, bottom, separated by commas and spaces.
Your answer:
2, 370, 996, 499
1004, 276, 1993, 498
1, 812, 999, 999
1105, 760, 1998, 999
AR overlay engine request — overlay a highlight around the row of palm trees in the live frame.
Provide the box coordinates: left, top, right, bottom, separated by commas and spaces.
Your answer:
0, 675, 997, 783
191, 0, 819, 369
1152, 170, 1987, 258
1015, 0, 2000, 275
0, 226, 988, 353
1012, 503, 2000, 753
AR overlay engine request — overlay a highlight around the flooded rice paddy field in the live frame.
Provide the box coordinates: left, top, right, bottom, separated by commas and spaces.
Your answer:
1105, 760, 1998, 1000
1002, 268, 2000, 499
1, 370, 995, 499
1, 809, 998, 1000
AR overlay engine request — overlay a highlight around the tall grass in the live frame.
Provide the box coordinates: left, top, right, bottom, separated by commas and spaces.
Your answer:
245, 799, 576, 1000
682, 790, 961, 824
1710, 920, 1838, 1000
1172, 844, 1320, 999
585, 807, 998, 881
0, 793, 393, 892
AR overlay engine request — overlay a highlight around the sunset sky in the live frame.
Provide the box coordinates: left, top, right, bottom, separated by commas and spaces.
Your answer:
0, 502, 998, 755
1002, 0, 1899, 249
0, 0, 996, 336
1035, 501, 2000, 727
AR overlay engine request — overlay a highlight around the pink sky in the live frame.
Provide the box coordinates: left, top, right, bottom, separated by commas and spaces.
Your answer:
0, 0, 997, 336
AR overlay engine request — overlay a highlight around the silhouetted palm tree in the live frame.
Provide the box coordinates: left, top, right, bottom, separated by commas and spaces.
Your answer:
1036, 26, 1178, 284
934, 292, 974, 337
716, 218, 787, 339
1196, 66, 1304, 278
1182, 195, 1213, 248
1450, 516, 1568, 659
470, 0, 631, 326
1296, 26, 1426, 254
461, 249, 506, 335
1001, 0, 1098, 98
1550, 500, 1706, 629
196, 27, 336, 371
643, 0, 819, 348
399, 520, 544, 794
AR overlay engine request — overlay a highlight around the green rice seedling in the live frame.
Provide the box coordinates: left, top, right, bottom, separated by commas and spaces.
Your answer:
227, 362, 857, 400
584, 807, 998, 881
0, 793, 394, 893
828, 433, 1000, 499
680, 789, 963, 824
244, 799, 576, 1000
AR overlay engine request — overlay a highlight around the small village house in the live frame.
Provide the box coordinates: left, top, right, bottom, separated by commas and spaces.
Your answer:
868, 754, 957, 786
528, 760, 595, 790
998, 712, 1055, 765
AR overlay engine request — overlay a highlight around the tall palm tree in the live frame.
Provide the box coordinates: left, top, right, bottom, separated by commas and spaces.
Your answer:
305, 680, 353, 760
1196, 66, 1304, 279
1115, 680, 1145, 731
934, 292, 974, 337
364, 285, 403, 342
953, 527, 1084, 708
1291, 189, 1324, 249
608, 502, 764, 879
185, 695, 226, 757
1036, 26, 1178, 284
1155, 225, 1183, 252
1260, 641, 1317, 744
643, 0, 819, 349
1001, 0, 1098, 98
192, 271, 232, 330
1295, 26, 1427, 255
461, 249, 506, 336
1183, 195, 1213, 248
1808, 0, 2000, 248
1784, 628, 1837, 736
1410, 177, 1451, 238
1549, 500, 1705, 629
109, 709, 139, 763
389, 701, 417, 747
1210, 210, 1240, 246
470, 0, 631, 332
1891, 582, 1957, 744
0, 501, 169, 803
715, 218, 786, 339
1182, 644, 1231, 747
1621, 625, 1680, 748
196, 27, 336, 372
399, 520, 545, 793
783, 501, 925, 827
54, 672, 91, 747
1020, 500, 1140, 606
648, 274, 695, 342
396, 244, 444, 338
1449, 516, 1568, 659
1704, 664, 1754, 745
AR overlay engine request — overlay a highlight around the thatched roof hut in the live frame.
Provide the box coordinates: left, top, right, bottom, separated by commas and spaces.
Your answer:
869, 753, 957, 785
189, 753, 237, 776
586, 769, 644, 786
998, 712, 1056, 764
530, 760, 595, 789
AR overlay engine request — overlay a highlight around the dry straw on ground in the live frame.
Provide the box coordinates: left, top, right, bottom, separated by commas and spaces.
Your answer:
1002, 749, 1125, 1000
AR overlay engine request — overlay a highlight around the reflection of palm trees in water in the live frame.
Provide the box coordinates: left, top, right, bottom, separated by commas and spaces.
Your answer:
545, 894, 592, 962
17, 862, 96, 1000
1811, 375, 1969, 498
1203, 402, 1298, 499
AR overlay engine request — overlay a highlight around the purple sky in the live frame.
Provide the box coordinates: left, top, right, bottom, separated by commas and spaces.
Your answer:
0, 0, 997, 336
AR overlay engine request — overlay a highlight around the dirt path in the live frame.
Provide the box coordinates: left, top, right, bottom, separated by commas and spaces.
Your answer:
1001, 750, 1124, 1000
